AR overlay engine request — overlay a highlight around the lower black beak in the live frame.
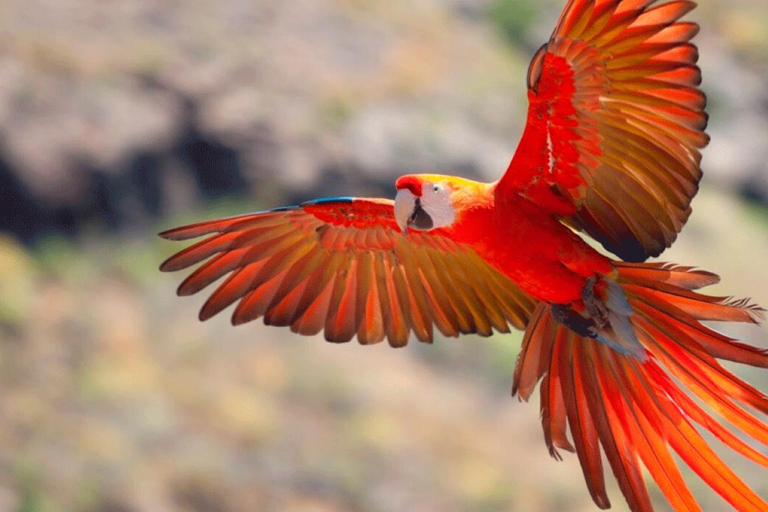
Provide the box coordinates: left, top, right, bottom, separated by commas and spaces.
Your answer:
407, 199, 433, 230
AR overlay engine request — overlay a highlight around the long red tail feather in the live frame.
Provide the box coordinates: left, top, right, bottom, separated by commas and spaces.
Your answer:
513, 262, 768, 511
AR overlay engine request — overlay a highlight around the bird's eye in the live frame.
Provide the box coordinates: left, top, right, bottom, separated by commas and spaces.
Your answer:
432, 184, 443, 193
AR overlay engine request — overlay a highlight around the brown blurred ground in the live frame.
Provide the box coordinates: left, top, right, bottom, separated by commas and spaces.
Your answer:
0, 1, 767, 511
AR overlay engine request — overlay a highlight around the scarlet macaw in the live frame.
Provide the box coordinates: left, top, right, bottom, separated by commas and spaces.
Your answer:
160, 0, 768, 510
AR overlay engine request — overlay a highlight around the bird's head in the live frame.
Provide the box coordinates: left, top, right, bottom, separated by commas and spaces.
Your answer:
394, 174, 485, 233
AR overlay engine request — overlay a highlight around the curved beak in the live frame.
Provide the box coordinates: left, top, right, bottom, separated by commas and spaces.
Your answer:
394, 188, 434, 233
394, 188, 416, 233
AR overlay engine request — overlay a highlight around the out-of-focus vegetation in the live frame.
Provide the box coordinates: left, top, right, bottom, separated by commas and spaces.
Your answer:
0, 0, 767, 511
489, 0, 540, 48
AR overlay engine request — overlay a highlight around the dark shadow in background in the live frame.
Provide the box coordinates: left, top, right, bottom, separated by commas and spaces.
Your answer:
0, 149, 44, 243
0, 88, 248, 244
176, 96, 246, 201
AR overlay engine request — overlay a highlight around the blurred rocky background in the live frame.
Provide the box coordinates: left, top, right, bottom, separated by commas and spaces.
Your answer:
0, 0, 766, 511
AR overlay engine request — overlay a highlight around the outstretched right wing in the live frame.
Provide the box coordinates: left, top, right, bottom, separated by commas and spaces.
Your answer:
160, 198, 537, 347
498, 0, 708, 261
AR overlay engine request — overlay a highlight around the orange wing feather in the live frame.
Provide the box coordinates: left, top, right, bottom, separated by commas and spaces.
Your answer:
498, 0, 708, 261
160, 198, 537, 346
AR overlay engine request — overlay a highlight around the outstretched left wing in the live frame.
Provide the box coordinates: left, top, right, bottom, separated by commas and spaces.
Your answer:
160, 198, 537, 347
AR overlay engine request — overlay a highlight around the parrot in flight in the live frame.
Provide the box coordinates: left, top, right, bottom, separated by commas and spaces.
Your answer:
160, 0, 768, 510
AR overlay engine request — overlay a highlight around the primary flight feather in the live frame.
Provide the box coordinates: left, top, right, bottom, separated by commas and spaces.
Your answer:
160, 1, 768, 510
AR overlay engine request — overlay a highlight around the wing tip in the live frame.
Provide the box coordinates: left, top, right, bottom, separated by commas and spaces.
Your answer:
199, 307, 216, 322
159, 256, 182, 273
159, 222, 214, 241
230, 315, 246, 326
158, 228, 181, 241
176, 281, 199, 297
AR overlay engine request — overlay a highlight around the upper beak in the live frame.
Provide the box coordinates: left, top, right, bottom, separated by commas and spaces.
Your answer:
394, 188, 416, 233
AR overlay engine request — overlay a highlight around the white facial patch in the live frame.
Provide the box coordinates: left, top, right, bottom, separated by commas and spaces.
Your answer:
420, 181, 456, 229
